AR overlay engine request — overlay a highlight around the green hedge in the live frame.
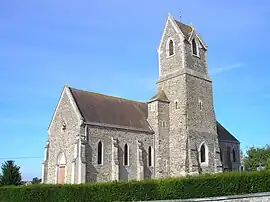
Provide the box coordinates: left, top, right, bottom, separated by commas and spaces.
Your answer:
0, 171, 269, 202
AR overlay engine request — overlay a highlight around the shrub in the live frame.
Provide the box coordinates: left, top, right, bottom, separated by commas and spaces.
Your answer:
0, 171, 269, 202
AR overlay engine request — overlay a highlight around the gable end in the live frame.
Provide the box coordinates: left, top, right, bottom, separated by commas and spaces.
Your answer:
47, 85, 84, 132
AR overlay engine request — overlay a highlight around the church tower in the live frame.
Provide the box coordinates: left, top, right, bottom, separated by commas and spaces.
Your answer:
150, 13, 222, 177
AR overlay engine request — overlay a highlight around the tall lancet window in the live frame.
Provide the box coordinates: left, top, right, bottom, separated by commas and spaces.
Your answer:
192, 38, 198, 56
232, 149, 236, 162
124, 143, 129, 166
200, 144, 206, 163
148, 146, 152, 166
97, 141, 103, 165
169, 39, 174, 56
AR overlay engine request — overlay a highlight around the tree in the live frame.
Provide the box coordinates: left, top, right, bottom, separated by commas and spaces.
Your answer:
0, 160, 22, 186
243, 145, 270, 171
31, 177, 41, 184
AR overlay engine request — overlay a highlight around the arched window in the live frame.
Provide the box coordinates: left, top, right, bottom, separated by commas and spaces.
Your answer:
232, 149, 236, 162
175, 100, 178, 109
148, 146, 152, 166
97, 141, 102, 165
200, 144, 206, 163
169, 39, 174, 56
124, 144, 129, 166
192, 38, 198, 56
199, 99, 202, 111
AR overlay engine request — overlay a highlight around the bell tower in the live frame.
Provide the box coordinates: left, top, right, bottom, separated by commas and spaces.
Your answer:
153, 13, 222, 176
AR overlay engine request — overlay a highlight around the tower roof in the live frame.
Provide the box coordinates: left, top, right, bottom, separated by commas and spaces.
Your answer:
174, 20, 193, 39
147, 89, 170, 103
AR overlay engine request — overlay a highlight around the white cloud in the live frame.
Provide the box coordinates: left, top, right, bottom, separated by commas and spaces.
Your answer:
209, 63, 244, 75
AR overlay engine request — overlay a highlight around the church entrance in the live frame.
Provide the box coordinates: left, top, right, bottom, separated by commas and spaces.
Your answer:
57, 152, 66, 184
57, 166, 65, 184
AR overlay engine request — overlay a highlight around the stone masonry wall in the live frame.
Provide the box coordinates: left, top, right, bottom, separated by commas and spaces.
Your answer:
186, 74, 222, 173
219, 141, 241, 171
157, 75, 188, 177
86, 126, 154, 182
184, 39, 208, 75
157, 17, 189, 177
159, 18, 185, 77
46, 89, 82, 184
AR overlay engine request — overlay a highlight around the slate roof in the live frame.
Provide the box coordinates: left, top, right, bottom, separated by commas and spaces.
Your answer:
174, 20, 193, 39
147, 89, 170, 103
174, 20, 206, 48
70, 87, 239, 143
70, 87, 153, 132
217, 122, 240, 143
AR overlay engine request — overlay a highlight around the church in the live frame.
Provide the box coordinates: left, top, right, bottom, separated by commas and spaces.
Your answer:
42, 14, 241, 184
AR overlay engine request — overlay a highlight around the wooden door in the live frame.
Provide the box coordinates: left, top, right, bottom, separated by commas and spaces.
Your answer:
57, 166, 65, 184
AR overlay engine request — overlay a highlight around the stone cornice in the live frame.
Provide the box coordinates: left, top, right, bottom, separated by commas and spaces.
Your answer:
84, 122, 154, 134
157, 68, 212, 84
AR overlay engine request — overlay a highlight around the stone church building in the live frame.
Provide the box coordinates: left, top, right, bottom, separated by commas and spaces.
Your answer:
42, 14, 241, 184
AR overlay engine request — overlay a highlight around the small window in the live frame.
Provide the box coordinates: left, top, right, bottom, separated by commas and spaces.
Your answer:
199, 99, 202, 111
150, 103, 156, 112
200, 144, 206, 163
175, 100, 178, 109
124, 144, 129, 166
161, 121, 167, 128
169, 40, 174, 56
232, 149, 236, 162
148, 146, 152, 166
192, 38, 198, 56
97, 141, 103, 165
61, 121, 66, 131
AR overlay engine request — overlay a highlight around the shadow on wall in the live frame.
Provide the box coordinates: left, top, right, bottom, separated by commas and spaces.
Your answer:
143, 147, 152, 179
119, 147, 129, 181
86, 144, 98, 182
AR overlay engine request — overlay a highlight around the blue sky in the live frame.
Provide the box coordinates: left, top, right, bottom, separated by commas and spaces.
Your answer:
0, 1, 269, 180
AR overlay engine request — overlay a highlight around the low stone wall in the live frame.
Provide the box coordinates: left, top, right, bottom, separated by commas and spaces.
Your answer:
146, 192, 270, 202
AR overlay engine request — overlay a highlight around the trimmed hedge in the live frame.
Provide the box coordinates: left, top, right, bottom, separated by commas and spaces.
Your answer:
0, 171, 269, 202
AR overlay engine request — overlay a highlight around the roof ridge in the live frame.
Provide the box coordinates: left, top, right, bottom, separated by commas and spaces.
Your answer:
174, 19, 192, 29
69, 87, 146, 104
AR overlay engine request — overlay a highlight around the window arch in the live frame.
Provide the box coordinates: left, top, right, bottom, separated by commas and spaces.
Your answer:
175, 100, 179, 109
97, 141, 103, 165
232, 148, 236, 162
169, 40, 174, 56
148, 146, 152, 166
192, 38, 198, 56
199, 99, 202, 111
124, 143, 129, 166
166, 38, 175, 57
200, 144, 206, 163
